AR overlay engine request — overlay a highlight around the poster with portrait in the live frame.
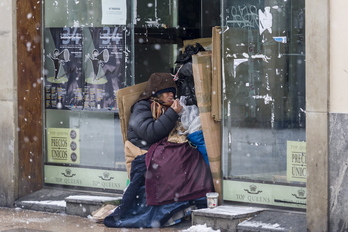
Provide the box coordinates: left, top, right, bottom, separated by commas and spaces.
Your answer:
44, 27, 84, 110
83, 26, 125, 111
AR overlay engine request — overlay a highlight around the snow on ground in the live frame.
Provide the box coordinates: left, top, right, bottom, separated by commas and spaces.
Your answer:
65, 195, 121, 201
239, 221, 285, 230
181, 224, 221, 232
21, 200, 66, 207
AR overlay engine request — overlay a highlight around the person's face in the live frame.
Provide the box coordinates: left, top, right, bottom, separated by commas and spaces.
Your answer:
158, 92, 175, 106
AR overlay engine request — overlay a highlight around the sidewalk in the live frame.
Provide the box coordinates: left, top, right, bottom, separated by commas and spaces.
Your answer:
0, 207, 193, 232
7, 188, 307, 232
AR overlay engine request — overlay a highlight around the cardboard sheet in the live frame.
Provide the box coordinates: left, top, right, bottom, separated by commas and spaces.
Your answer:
192, 51, 222, 204
211, 26, 222, 121
116, 82, 148, 143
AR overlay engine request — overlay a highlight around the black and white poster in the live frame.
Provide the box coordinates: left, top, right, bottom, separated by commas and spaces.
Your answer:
83, 26, 125, 111
44, 27, 84, 110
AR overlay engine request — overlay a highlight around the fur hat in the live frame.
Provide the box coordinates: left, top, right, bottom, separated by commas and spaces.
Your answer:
137, 73, 177, 101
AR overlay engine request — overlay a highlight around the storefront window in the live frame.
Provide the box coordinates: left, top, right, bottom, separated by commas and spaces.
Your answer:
221, 0, 306, 208
41, 0, 202, 192
42, 0, 134, 191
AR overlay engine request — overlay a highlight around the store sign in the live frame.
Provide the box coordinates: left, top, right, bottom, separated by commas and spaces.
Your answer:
47, 128, 80, 164
44, 165, 128, 191
223, 180, 306, 209
287, 141, 306, 182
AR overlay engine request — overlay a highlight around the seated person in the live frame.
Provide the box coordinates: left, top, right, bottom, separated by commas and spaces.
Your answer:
104, 73, 214, 228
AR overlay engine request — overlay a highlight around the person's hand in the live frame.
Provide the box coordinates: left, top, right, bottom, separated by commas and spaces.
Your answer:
170, 99, 183, 114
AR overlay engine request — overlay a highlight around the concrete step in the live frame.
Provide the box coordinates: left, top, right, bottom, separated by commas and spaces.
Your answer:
14, 188, 122, 217
65, 195, 121, 217
192, 205, 265, 232
192, 206, 306, 232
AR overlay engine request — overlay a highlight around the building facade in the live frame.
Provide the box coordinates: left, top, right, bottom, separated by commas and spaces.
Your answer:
0, 0, 347, 231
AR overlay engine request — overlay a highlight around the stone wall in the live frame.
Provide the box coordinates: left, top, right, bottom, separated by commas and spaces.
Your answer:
328, 0, 348, 231
0, 0, 18, 207
329, 114, 348, 231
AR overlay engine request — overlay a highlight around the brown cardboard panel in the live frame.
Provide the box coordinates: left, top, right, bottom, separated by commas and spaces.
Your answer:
212, 26, 222, 121
192, 51, 223, 204
116, 82, 148, 143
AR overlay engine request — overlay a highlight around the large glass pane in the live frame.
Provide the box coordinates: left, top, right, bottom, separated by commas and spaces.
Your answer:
42, 0, 134, 191
221, 0, 306, 208
133, 0, 180, 82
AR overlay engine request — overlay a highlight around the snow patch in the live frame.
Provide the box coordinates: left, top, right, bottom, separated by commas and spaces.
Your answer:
240, 221, 285, 230
65, 195, 120, 202
181, 224, 221, 232
21, 200, 66, 207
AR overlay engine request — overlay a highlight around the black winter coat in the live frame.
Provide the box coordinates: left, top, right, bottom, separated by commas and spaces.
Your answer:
127, 100, 179, 150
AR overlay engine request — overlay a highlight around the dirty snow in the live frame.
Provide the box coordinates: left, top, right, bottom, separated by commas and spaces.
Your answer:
21, 200, 66, 207
181, 224, 221, 232
239, 221, 285, 230
20, 196, 120, 207
65, 195, 120, 202
195, 205, 264, 216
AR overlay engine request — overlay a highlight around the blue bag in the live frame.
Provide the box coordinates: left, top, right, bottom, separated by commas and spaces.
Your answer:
187, 130, 210, 166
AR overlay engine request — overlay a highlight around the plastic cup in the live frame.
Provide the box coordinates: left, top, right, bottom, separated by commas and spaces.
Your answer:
206, 192, 219, 208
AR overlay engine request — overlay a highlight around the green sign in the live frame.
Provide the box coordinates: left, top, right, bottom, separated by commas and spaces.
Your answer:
44, 165, 128, 191
223, 180, 306, 209
47, 128, 80, 164
287, 141, 306, 182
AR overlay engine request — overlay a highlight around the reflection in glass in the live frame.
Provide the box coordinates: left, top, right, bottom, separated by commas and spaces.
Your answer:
221, 0, 305, 184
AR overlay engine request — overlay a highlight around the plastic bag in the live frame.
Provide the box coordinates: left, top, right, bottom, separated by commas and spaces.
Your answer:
175, 63, 197, 106
174, 43, 205, 106
179, 97, 209, 166
179, 97, 201, 134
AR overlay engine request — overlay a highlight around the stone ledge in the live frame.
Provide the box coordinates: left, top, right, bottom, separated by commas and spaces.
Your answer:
65, 195, 121, 205
193, 205, 265, 219
15, 200, 66, 214
14, 188, 122, 216
65, 195, 121, 217
192, 205, 265, 232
